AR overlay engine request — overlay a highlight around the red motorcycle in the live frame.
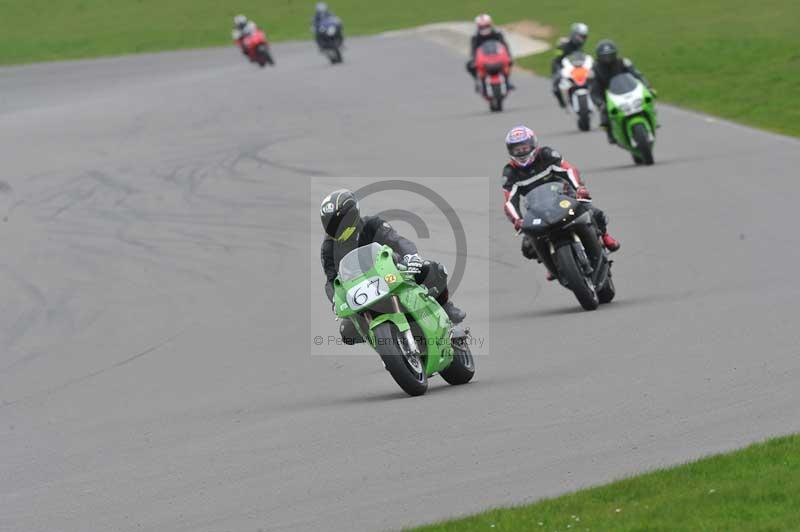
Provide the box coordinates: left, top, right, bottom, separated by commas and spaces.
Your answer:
237, 29, 274, 67
474, 40, 512, 112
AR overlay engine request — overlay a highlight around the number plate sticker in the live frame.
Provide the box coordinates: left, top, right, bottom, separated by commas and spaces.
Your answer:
346, 276, 390, 310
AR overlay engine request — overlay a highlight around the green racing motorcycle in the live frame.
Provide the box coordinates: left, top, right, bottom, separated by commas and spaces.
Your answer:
333, 243, 475, 396
605, 73, 657, 165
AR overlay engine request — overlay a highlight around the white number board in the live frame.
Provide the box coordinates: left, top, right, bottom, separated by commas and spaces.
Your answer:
346, 276, 390, 310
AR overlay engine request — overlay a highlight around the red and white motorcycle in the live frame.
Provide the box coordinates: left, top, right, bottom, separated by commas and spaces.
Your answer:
557, 51, 595, 131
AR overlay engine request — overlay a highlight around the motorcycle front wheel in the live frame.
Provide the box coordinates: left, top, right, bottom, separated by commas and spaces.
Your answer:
373, 322, 428, 396
555, 243, 599, 311
577, 93, 591, 131
632, 123, 654, 165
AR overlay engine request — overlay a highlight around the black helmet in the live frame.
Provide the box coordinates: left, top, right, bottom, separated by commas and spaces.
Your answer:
596, 39, 618, 65
320, 189, 360, 241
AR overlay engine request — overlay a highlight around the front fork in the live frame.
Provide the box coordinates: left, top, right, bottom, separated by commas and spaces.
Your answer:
391, 295, 420, 354
547, 231, 593, 280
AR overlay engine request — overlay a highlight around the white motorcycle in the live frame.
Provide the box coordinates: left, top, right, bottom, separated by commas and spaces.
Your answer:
557, 52, 595, 131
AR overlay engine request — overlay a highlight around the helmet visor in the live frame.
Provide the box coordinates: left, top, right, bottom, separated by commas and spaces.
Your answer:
323, 206, 359, 240
509, 143, 535, 165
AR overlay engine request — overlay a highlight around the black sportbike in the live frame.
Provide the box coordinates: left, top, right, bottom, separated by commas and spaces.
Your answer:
317, 17, 344, 64
520, 181, 615, 310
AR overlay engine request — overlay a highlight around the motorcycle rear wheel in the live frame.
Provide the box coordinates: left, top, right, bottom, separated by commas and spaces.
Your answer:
598, 273, 616, 304
440, 336, 475, 385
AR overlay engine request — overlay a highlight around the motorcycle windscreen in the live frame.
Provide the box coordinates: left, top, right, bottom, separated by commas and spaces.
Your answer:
608, 73, 640, 95
567, 51, 587, 66
338, 243, 383, 282
521, 183, 576, 233
318, 17, 341, 35
479, 40, 502, 55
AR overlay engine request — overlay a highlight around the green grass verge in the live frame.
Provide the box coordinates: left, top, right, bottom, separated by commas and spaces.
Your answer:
408, 434, 800, 532
1, 1, 798, 135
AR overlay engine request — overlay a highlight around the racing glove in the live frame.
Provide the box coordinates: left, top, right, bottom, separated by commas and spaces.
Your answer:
576, 186, 592, 202
513, 218, 524, 232
402, 254, 424, 275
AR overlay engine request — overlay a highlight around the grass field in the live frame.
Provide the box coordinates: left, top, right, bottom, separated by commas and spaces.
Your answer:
409, 434, 800, 532
1, 1, 798, 134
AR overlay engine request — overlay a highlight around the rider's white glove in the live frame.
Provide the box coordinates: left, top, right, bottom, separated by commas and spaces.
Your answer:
402, 254, 424, 275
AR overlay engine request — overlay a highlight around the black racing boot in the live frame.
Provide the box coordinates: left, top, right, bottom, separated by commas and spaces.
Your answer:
553, 88, 566, 108
340, 319, 365, 345
604, 126, 616, 145
441, 301, 466, 324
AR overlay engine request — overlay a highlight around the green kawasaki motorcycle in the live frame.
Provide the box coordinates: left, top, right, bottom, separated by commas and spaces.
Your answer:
333, 243, 475, 396
605, 73, 657, 165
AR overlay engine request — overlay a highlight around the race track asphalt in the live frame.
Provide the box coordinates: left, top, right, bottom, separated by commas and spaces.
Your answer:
1, 36, 799, 532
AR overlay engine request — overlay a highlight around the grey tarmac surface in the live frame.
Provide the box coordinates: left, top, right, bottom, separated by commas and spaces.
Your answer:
1, 36, 799, 532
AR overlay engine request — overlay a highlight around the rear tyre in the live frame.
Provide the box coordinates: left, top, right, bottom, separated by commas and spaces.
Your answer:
632, 154, 644, 165
555, 244, 599, 311
439, 336, 475, 385
577, 94, 591, 131
597, 273, 616, 304
632, 123, 654, 165
373, 323, 428, 396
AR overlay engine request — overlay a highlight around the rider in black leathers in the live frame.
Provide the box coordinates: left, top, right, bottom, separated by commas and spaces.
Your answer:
320, 189, 466, 344
550, 23, 589, 108
591, 39, 653, 143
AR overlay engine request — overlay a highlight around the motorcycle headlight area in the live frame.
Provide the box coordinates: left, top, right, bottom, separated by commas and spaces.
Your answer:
620, 99, 643, 114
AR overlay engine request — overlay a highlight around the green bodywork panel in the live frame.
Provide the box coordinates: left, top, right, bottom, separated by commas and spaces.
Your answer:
333, 245, 454, 376
606, 80, 657, 156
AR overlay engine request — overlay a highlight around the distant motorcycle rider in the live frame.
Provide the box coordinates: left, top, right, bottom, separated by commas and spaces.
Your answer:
232, 14, 257, 54
550, 23, 589, 108
500, 126, 620, 280
466, 14, 515, 91
311, 2, 342, 48
591, 40, 654, 143
320, 189, 466, 344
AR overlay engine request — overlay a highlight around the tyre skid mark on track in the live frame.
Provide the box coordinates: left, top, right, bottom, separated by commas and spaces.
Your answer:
0, 328, 188, 409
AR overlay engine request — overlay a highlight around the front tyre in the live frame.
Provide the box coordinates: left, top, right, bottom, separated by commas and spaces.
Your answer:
327, 48, 342, 64
440, 336, 475, 385
373, 323, 428, 396
555, 243, 599, 311
577, 93, 591, 131
632, 123, 654, 165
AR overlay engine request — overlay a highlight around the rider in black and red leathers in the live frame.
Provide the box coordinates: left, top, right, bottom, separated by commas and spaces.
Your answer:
500, 126, 620, 279
466, 14, 515, 90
